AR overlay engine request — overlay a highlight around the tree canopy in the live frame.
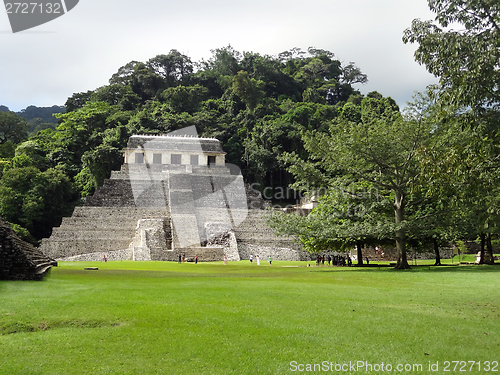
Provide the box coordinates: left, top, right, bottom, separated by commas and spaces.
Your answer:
403, 0, 500, 264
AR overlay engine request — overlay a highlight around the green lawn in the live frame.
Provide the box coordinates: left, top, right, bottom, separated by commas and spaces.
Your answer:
1, 261, 499, 374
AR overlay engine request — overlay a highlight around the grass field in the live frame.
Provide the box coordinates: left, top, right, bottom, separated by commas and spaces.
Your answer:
1, 261, 499, 374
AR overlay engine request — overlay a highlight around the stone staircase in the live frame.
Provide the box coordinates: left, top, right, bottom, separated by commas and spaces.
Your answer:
40, 154, 304, 262
1, 217, 56, 280
41, 207, 170, 259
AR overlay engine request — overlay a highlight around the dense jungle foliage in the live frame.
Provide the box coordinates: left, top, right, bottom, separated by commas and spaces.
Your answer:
0, 46, 369, 243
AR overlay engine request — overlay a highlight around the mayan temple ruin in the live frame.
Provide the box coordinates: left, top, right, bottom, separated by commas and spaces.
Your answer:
41, 127, 309, 262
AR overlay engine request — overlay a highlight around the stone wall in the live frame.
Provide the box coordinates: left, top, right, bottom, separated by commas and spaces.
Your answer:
40, 207, 168, 260
206, 222, 240, 261
238, 243, 312, 261
166, 246, 225, 262
127, 218, 172, 261
234, 209, 307, 260
59, 249, 132, 262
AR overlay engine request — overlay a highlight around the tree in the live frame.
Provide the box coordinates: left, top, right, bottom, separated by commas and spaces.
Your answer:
268, 180, 393, 265
65, 91, 94, 112
403, 0, 500, 110
81, 144, 122, 187
416, 107, 500, 264
204, 45, 242, 76
0, 165, 76, 241
232, 71, 265, 112
0, 141, 15, 159
130, 63, 166, 101
341, 62, 368, 85
109, 61, 141, 86
161, 85, 209, 114
147, 51, 193, 87
277, 96, 433, 268
404, 0, 500, 264
18, 105, 65, 124
0, 111, 29, 144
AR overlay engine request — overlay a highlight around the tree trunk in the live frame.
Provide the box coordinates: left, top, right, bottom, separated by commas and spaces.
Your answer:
356, 240, 363, 266
394, 191, 410, 269
479, 233, 486, 265
433, 238, 441, 266
486, 233, 495, 265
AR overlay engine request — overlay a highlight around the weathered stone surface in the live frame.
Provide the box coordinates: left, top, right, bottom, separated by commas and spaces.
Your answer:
127, 218, 172, 261
40, 135, 304, 262
205, 222, 240, 261
61, 249, 132, 262
40, 207, 168, 260
0, 217, 56, 280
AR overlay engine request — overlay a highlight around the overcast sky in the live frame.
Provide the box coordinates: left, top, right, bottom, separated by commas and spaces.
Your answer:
0, 0, 438, 112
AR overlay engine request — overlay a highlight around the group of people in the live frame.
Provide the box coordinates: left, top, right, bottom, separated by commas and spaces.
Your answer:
316, 254, 352, 267
374, 246, 385, 257
249, 254, 272, 265
178, 254, 199, 263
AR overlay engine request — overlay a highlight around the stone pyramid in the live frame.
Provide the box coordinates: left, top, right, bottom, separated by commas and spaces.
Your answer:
40, 133, 308, 262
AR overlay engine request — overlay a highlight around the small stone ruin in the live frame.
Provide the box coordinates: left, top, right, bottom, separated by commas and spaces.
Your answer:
0, 217, 56, 280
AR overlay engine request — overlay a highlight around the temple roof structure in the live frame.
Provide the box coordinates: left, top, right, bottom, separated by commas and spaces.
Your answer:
125, 135, 226, 154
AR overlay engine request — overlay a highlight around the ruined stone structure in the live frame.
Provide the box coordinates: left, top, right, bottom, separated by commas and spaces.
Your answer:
41, 131, 308, 261
0, 217, 56, 280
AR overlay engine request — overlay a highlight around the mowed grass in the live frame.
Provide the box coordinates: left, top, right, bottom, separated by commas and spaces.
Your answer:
0, 261, 499, 374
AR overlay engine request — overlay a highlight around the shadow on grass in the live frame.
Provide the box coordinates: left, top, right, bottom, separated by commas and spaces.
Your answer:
310, 263, 500, 274
0, 319, 122, 335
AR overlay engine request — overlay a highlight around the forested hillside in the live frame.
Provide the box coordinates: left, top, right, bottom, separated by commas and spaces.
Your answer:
0, 105, 65, 134
0, 46, 371, 243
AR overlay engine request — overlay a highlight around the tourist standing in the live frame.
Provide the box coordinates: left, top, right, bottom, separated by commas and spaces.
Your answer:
256, 255, 260, 265
178, 254, 181, 263
103, 254, 107, 262
224, 255, 227, 265
249, 254, 253, 263
195, 255, 198, 264
269, 256, 272, 265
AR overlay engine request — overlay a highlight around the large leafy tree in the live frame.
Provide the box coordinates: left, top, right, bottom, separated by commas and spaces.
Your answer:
268, 180, 394, 265
416, 103, 500, 264
147, 50, 193, 88
404, 0, 500, 263
274, 96, 434, 268
403, 0, 500, 109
